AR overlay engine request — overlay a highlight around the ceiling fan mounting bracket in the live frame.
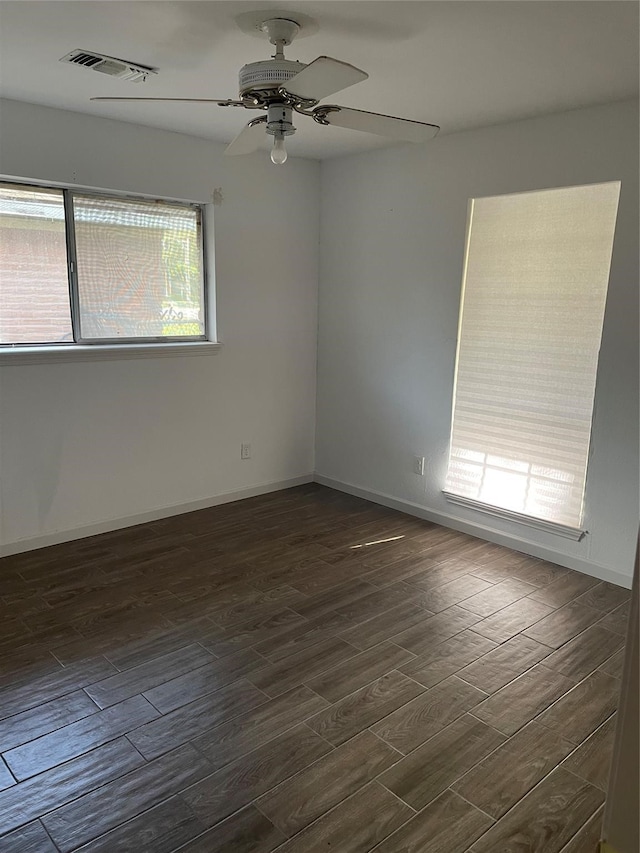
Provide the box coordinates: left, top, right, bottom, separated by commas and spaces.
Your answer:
260, 18, 301, 48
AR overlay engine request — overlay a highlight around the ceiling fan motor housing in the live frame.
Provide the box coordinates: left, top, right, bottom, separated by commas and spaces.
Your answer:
238, 60, 306, 97
266, 104, 295, 137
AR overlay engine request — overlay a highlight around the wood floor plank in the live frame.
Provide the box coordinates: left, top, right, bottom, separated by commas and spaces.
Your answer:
142, 648, 265, 713
0, 756, 15, 790
159, 584, 269, 626
398, 631, 497, 688
270, 782, 414, 853
0, 657, 117, 720
391, 606, 482, 656
104, 622, 224, 669
331, 583, 418, 624
371, 676, 487, 754
183, 724, 332, 828
127, 678, 267, 760
543, 626, 624, 682
472, 665, 575, 735
573, 581, 630, 613
458, 579, 538, 618
192, 685, 329, 771
307, 671, 425, 746
361, 554, 442, 587
452, 720, 574, 818
599, 647, 626, 679
41, 743, 213, 853
537, 670, 620, 745
558, 804, 604, 853
0, 737, 145, 835
528, 572, 600, 608
209, 586, 305, 628
402, 561, 477, 592
246, 556, 324, 592
523, 601, 602, 649
595, 600, 631, 635
457, 634, 552, 693
410, 575, 494, 613
50, 615, 178, 665
247, 637, 358, 697
201, 609, 310, 658
369, 789, 493, 853
171, 806, 285, 853
252, 611, 354, 663
0, 647, 62, 683
468, 768, 605, 853
507, 557, 569, 588
288, 560, 368, 596
73, 796, 205, 853
0, 820, 57, 853
290, 579, 377, 621
0, 690, 97, 753
256, 730, 399, 837
3, 693, 158, 780
562, 715, 617, 790
84, 643, 215, 708
378, 714, 506, 810
304, 641, 416, 703
338, 602, 434, 650
470, 597, 555, 644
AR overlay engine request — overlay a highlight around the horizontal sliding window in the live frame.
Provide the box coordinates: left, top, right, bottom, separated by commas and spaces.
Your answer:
0, 181, 208, 348
444, 181, 620, 532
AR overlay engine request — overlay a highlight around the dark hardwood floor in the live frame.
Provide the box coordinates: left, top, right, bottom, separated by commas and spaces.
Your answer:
0, 484, 630, 852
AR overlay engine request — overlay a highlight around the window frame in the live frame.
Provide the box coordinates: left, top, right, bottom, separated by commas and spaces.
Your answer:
0, 177, 219, 362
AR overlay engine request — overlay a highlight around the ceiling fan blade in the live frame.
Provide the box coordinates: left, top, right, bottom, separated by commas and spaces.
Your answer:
282, 57, 368, 102
90, 97, 242, 105
315, 106, 439, 143
224, 117, 268, 156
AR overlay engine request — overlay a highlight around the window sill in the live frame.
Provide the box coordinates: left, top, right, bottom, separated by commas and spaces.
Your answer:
442, 491, 586, 541
0, 341, 222, 366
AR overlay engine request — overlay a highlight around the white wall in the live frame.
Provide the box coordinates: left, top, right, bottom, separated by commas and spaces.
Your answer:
316, 99, 639, 586
0, 99, 320, 551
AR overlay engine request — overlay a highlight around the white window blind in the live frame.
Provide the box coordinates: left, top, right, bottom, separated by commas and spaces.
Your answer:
73, 195, 205, 341
444, 182, 620, 533
0, 184, 72, 344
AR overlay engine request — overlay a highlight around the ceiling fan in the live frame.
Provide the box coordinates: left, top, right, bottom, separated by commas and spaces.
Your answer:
91, 16, 439, 164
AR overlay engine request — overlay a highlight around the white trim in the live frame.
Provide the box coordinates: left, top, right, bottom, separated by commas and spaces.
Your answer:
314, 474, 633, 589
443, 492, 585, 541
0, 474, 313, 556
0, 341, 222, 366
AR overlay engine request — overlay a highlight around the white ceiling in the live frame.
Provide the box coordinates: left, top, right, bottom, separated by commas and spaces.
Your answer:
0, 1, 638, 160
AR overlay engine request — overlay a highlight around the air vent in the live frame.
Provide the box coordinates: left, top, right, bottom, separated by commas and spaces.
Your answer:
60, 50, 158, 83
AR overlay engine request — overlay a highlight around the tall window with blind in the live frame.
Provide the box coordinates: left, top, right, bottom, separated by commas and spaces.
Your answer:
444, 182, 621, 537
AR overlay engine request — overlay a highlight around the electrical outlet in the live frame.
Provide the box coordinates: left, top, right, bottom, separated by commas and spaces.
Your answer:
414, 455, 425, 476
241, 442, 251, 460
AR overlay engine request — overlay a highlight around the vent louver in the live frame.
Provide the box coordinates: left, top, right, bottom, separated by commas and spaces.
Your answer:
60, 50, 157, 82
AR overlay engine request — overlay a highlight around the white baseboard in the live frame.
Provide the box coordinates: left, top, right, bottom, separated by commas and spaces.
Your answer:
315, 474, 633, 589
0, 474, 314, 557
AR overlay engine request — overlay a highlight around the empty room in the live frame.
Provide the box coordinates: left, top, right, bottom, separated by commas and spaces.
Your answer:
0, 2, 638, 852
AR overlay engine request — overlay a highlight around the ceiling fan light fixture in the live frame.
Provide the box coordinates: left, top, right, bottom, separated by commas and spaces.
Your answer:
267, 104, 295, 164
270, 132, 288, 165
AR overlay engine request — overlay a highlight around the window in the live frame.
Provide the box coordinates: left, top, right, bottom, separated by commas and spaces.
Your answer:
444, 182, 620, 536
0, 181, 209, 351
